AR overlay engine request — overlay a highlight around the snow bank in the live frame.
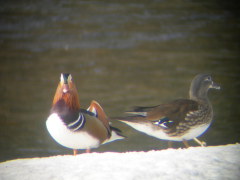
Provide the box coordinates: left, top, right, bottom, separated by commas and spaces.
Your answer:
0, 144, 239, 180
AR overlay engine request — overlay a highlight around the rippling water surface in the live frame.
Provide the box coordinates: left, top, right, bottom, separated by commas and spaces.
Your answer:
0, 0, 239, 162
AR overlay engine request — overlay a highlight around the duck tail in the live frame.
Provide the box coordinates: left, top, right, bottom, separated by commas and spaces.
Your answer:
103, 126, 126, 144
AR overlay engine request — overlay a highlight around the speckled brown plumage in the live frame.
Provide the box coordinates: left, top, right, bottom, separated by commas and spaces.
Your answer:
118, 74, 220, 147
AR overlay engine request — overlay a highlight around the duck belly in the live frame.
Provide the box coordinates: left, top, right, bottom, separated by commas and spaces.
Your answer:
121, 121, 181, 141
180, 123, 210, 140
46, 113, 100, 149
121, 121, 210, 141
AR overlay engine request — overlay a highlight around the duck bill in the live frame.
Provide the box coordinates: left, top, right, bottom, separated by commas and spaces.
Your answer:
210, 82, 220, 90
62, 84, 70, 93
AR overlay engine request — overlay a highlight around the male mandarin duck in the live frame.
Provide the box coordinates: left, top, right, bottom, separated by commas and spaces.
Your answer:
117, 74, 220, 148
46, 73, 124, 155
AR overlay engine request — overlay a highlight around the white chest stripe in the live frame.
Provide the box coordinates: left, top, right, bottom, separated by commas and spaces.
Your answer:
67, 113, 81, 127
73, 114, 85, 131
67, 113, 85, 131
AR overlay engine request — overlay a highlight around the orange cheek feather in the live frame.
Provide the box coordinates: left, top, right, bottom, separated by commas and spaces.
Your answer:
52, 82, 80, 110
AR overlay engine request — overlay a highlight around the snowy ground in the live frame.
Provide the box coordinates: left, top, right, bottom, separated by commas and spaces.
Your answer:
0, 144, 239, 180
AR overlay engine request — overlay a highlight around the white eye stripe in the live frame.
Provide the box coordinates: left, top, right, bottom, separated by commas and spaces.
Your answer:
204, 76, 212, 81
68, 74, 72, 82
60, 74, 64, 82
60, 73, 72, 83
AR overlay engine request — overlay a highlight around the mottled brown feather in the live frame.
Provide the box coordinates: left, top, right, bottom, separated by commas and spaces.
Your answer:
146, 99, 198, 123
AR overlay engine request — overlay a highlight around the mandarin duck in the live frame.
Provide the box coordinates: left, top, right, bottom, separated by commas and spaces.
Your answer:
117, 74, 220, 148
46, 73, 124, 155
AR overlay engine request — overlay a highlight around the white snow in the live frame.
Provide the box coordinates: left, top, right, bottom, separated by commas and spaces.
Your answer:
0, 144, 239, 180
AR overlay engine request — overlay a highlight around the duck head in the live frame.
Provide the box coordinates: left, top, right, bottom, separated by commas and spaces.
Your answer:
52, 73, 80, 110
189, 73, 220, 101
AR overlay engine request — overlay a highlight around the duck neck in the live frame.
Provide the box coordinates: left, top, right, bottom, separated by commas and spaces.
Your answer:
52, 84, 80, 111
189, 86, 209, 103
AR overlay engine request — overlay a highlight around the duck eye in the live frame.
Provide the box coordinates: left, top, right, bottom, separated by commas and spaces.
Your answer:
205, 76, 211, 81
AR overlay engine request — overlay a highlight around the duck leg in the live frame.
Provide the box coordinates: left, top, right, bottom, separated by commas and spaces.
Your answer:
193, 138, 206, 147
86, 148, 91, 153
183, 140, 190, 148
73, 149, 78, 156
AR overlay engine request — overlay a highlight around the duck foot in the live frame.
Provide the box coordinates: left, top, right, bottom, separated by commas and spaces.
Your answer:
183, 140, 190, 148
86, 148, 91, 153
73, 149, 78, 156
193, 138, 207, 147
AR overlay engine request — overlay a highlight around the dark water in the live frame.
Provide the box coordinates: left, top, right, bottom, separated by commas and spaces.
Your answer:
0, 0, 239, 162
